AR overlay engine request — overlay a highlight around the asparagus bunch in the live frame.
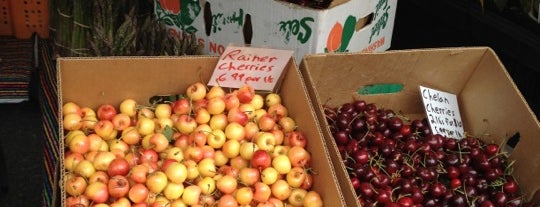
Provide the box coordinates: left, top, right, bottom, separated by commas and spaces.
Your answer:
51, 0, 202, 57
70, 0, 91, 56
52, 0, 72, 57
89, 0, 138, 56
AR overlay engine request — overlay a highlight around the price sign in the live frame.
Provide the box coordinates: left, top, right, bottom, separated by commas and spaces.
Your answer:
420, 86, 465, 139
208, 46, 294, 91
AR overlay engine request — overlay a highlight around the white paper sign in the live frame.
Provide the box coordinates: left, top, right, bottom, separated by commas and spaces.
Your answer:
420, 86, 465, 139
208, 46, 294, 91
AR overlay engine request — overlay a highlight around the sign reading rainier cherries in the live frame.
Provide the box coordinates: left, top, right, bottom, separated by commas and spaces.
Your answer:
208, 46, 294, 91
419, 86, 465, 139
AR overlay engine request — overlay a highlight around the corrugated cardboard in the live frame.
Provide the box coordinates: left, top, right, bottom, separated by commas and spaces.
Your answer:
155, 0, 396, 63
299, 47, 540, 206
56, 56, 345, 206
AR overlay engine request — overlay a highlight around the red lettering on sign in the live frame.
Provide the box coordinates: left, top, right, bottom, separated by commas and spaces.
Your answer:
221, 49, 279, 64
209, 41, 225, 54
198, 38, 205, 50
208, 46, 293, 91
361, 37, 385, 53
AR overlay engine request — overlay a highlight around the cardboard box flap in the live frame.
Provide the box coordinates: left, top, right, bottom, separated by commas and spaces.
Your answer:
57, 56, 219, 109
460, 49, 540, 202
276, 56, 346, 206
300, 47, 540, 203
301, 47, 485, 115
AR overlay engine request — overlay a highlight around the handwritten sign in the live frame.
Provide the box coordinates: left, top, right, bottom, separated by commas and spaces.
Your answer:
208, 46, 294, 91
420, 86, 465, 139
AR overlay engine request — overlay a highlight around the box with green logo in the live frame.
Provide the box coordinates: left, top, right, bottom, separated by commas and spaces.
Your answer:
299, 47, 540, 206
154, 0, 397, 62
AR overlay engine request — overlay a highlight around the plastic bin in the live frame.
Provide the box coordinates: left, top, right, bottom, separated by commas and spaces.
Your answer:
0, 0, 13, 36
0, 0, 49, 39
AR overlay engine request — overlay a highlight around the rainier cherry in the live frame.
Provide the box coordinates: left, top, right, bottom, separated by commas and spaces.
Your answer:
237, 85, 255, 103
186, 82, 207, 101
251, 149, 272, 170
62, 83, 332, 206
97, 104, 117, 121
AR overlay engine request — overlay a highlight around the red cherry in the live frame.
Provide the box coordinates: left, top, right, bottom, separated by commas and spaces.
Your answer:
449, 178, 461, 189
484, 143, 499, 156
351, 149, 370, 164
400, 125, 412, 137
503, 177, 519, 194
397, 196, 413, 207
350, 176, 361, 190
376, 189, 391, 204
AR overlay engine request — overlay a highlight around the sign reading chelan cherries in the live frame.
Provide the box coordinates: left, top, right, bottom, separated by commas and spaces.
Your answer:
208, 46, 294, 91
420, 86, 465, 139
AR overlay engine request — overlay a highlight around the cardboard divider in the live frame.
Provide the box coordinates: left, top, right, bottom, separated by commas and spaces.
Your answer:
56, 56, 346, 206
299, 47, 540, 206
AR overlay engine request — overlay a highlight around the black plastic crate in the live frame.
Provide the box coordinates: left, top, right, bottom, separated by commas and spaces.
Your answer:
391, 0, 540, 120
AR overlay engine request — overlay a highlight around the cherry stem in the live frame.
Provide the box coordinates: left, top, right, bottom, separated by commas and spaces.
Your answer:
139, 105, 156, 111
402, 154, 415, 168
346, 166, 356, 176
457, 141, 464, 164
395, 192, 410, 201
445, 150, 471, 155
436, 162, 447, 174
358, 129, 371, 143
117, 127, 136, 140
80, 118, 97, 123
200, 130, 216, 137
394, 111, 411, 123
304, 167, 319, 175
487, 152, 509, 161
325, 115, 335, 124
462, 183, 472, 206
420, 154, 427, 168
504, 160, 516, 176
323, 107, 337, 116
370, 153, 390, 177
489, 177, 505, 189
389, 186, 401, 202
197, 68, 209, 91
347, 112, 363, 129
215, 77, 223, 88
188, 97, 194, 119
347, 155, 356, 164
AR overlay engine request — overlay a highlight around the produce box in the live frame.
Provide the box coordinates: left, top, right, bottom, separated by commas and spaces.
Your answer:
56, 56, 345, 206
155, 0, 396, 63
299, 47, 540, 206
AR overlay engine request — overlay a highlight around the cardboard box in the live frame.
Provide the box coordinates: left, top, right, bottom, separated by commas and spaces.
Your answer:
299, 47, 540, 206
56, 56, 345, 206
155, 0, 396, 63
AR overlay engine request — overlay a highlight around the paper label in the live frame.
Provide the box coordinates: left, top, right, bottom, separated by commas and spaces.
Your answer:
420, 86, 465, 139
208, 46, 294, 91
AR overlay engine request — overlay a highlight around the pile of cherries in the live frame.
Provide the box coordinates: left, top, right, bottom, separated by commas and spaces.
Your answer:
324, 100, 535, 207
